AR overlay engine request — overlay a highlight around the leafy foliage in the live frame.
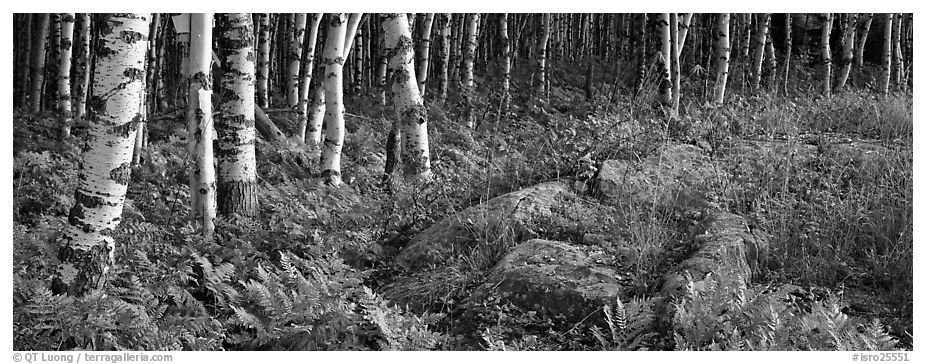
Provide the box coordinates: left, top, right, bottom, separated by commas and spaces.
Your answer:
12, 48, 912, 351
672, 272, 898, 351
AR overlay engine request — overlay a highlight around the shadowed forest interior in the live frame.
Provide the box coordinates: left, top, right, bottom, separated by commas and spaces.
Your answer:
11, 12, 912, 351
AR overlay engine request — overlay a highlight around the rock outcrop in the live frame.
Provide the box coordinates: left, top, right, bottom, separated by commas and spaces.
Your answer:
472, 239, 626, 323
396, 181, 601, 270
661, 213, 770, 298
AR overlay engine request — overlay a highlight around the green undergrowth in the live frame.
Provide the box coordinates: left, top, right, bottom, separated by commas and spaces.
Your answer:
12, 59, 911, 350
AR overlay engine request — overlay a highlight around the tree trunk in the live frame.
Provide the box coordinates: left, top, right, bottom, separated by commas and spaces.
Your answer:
880, 14, 892, 95
343, 14, 364, 58
74, 14, 92, 118
57, 13, 75, 137
16, 14, 33, 108
145, 14, 161, 113
449, 14, 462, 85
435, 13, 452, 103
46, 14, 61, 112
255, 105, 285, 141
187, 13, 217, 238
738, 13, 751, 91
296, 13, 323, 143
53, 13, 151, 297
377, 14, 390, 105
285, 14, 307, 108
461, 13, 480, 128
902, 13, 912, 92
820, 13, 833, 97
320, 13, 348, 187
132, 57, 148, 167
669, 13, 681, 117
677, 13, 694, 55
382, 13, 433, 182
215, 13, 259, 217
633, 14, 646, 98
534, 14, 551, 103
416, 13, 435, 97
764, 31, 777, 91
713, 13, 731, 104
656, 13, 672, 106
892, 13, 904, 91
749, 13, 770, 90
256, 13, 271, 108
499, 13, 511, 117
782, 14, 792, 97
834, 13, 857, 92
855, 13, 873, 68
29, 13, 50, 113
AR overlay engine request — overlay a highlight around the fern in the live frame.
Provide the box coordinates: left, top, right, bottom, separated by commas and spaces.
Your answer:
592, 297, 657, 350
672, 272, 899, 351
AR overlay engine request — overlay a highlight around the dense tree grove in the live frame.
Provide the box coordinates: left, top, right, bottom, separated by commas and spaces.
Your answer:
12, 13, 913, 352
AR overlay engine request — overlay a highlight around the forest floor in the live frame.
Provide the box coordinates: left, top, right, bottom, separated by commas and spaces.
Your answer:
12, 59, 913, 351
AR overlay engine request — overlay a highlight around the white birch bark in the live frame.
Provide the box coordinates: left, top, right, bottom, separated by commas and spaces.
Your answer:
287, 13, 307, 107
216, 13, 258, 217
821, 13, 833, 97
834, 13, 857, 92
713, 13, 731, 104
880, 14, 892, 95
416, 13, 435, 97
297, 13, 323, 143
57, 13, 75, 136
320, 13, 348, 187
256, 13, 271, 108
187, 13, 216, 237
500, 13, 511, 115
461, 13, 480, 128
54, 13, 151, 296
383, 13, 433, 182
749, 13, 770, 90
855, 14, 873, 68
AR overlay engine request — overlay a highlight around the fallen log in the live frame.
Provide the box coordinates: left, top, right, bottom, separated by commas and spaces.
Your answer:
255, 105, 285, 141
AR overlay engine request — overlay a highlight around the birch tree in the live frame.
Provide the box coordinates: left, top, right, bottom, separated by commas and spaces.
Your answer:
821, 13, 833, 97
499, 13, 511, 116
713, 13, 731, 104
216, 13, 258, 217
287, 13, 308, 107
74, 13, 91, 118
656, 13, 672, 106
15, 14, 32, 107
782, 14, 793, 96
53, 13, 151, 297
855, 14, 873, 68
749, 13, 770, 90
633, 14, 646, 98
677, 13, 694, 55
29, 13, 50, 113
383, 13, 433, 182
416, 13, 435, 97
296, 13, 322, 143
669, 13, 681, 117
534, 13, 552, 102
880, 14, 892, 95
461, 13, 480, 128
320, 13, 349, 186
435, 13, 452, 102
892, 13, 904, 90
256, 13, 271, 108
834, 13, 857, 92
57, 13, 75, 137
187, 13, 217, 237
